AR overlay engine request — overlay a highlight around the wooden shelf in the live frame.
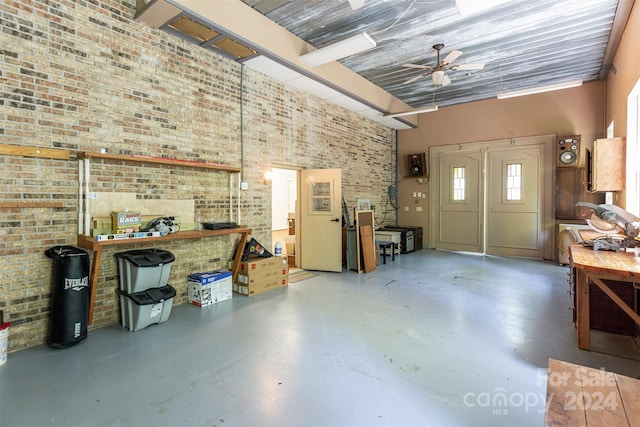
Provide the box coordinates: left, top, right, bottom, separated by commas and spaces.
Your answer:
78, 227, 252, 325
0, 143, 70, 160
77, 152, 241, 173
0, 201, 65, 208
77, 228, 251, 251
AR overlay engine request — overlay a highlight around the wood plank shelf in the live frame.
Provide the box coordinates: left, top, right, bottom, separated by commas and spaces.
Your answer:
77, 227, 252, 324
0, 143, 70, 160
0, 201, 65, 208
77, 152, 241, 172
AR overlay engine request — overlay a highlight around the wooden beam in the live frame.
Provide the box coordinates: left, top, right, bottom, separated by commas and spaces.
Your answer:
0, 144, 70, 160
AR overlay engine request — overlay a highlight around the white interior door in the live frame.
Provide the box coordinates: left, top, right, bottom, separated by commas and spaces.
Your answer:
485, 146, 544, 258
434, 151, 483, 252
299, 168, 342, 272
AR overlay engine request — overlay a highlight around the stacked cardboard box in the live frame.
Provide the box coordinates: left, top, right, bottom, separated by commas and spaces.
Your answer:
187, 270, 232, 307
234, 256, 288, 297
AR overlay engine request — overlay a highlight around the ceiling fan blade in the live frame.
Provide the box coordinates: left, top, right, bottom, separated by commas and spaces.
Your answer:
404, 73, 427, 85
453, 62, 485, 71
441, 73, 452, 86
402, 63, 431, 70
442, 50, 463, 65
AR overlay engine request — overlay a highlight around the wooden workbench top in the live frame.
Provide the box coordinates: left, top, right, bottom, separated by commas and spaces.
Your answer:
569, 243, 640, 278
545, 358, 640, 426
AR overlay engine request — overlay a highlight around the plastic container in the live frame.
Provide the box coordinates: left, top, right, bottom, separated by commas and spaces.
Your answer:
274, 241, 282, 256
115, 249, 175, 293
45, 246, 90, 349
119, 285, 176, 331
0, 322, 9, 366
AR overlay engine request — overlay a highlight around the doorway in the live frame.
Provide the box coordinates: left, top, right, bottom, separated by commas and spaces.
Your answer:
271, 167, 298, 269
429, 135, 554, 258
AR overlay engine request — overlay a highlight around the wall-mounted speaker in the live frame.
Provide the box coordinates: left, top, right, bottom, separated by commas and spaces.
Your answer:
556, 135, 581, 167
408, 153, 426, 177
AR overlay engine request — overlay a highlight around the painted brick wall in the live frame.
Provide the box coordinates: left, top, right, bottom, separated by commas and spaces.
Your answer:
0, 0, 396, 352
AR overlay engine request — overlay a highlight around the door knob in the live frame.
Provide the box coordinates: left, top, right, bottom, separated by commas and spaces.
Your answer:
330, 218, 340, 222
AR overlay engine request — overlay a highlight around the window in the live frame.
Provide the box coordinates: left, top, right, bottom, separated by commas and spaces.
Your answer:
626, 78, 640, 216
309, 181, 332, 213
506, 163, 522, 201
452, 166, 465, 201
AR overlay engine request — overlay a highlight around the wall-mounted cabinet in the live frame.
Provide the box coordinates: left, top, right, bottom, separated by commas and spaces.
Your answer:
555, 168, 604, 220
587, 137, 626, 192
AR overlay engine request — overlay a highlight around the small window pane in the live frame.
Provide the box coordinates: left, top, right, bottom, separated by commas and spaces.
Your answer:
453, 166, 465, 201
506, 163, 522, 201
310, 181, 332, 213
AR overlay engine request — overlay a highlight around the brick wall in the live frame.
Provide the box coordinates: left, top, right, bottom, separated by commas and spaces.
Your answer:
0, 0, 396, 351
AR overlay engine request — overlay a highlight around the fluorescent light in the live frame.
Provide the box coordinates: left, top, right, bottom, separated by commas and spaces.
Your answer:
497, 80, 583, 99
384, 105, 438, 118
456, 0, 511, 16
300, 32, 376, 67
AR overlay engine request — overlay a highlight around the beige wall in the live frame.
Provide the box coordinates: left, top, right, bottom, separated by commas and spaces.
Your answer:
396, 81, 605, 237
606, 2, 640, 138
605, 2, 640, 208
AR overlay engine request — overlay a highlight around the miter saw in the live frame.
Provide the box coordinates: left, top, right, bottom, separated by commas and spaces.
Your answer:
575, 202, 640, 251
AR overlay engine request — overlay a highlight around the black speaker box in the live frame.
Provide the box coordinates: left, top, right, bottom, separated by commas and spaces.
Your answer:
556, 135, 581, 167
408, 153, 426, 176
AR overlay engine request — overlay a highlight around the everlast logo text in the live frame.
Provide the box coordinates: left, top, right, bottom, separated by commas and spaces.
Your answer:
65, 276, 89, 291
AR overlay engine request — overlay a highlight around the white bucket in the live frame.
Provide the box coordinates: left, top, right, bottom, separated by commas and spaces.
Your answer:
0, 324, 9, 366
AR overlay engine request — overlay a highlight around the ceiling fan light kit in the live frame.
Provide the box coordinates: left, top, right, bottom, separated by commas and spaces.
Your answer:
384, 105, 439, 118
497, 80, 583, 99
402, 43, 484, 87
299, 32, 376, 67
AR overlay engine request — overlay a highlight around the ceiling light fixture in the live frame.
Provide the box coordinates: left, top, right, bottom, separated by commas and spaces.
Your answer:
383, 105, 439, 118
299, 32, 376, 67
432, 70, 446, 87
497, 80, 583, 99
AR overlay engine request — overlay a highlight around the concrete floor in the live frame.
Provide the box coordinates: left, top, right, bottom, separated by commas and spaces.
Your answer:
1, 250, 639, 427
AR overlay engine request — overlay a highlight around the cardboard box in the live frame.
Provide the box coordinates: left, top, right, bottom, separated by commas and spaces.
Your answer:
234, 256, 288, 297
187, 270, 232, 307
111, 211, 141, 234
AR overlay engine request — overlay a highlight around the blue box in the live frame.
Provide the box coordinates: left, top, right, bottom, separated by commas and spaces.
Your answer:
187, 271, 232, 307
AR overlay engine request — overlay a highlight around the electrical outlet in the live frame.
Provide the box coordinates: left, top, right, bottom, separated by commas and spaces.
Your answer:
87, 192, 98, 199
404, 206, 409, 211
240, 182, 248, 190
416, 206, 423, 212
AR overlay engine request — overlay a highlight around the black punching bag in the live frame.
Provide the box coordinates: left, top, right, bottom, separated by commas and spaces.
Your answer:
45, 246, 90, 348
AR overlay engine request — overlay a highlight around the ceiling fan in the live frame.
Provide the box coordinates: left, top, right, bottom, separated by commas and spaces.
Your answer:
402, 43, 485, 87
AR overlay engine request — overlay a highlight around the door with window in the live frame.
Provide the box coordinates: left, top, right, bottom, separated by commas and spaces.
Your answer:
485, 146, 544, 258
299, 168, 342, 272
434, 151, 483, 252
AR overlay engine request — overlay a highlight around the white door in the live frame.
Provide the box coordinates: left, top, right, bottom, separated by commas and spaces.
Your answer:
485, 146, 544, 258
434, 151, 483, 252
299, 168, 342, 272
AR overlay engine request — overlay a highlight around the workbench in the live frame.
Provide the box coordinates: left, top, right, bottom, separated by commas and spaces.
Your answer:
77, 228, 251, 324
568, 243, 640, 350
544, 358, 640, 426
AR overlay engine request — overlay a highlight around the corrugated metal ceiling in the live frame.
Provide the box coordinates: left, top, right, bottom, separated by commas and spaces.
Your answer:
240, 0, 631, 109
